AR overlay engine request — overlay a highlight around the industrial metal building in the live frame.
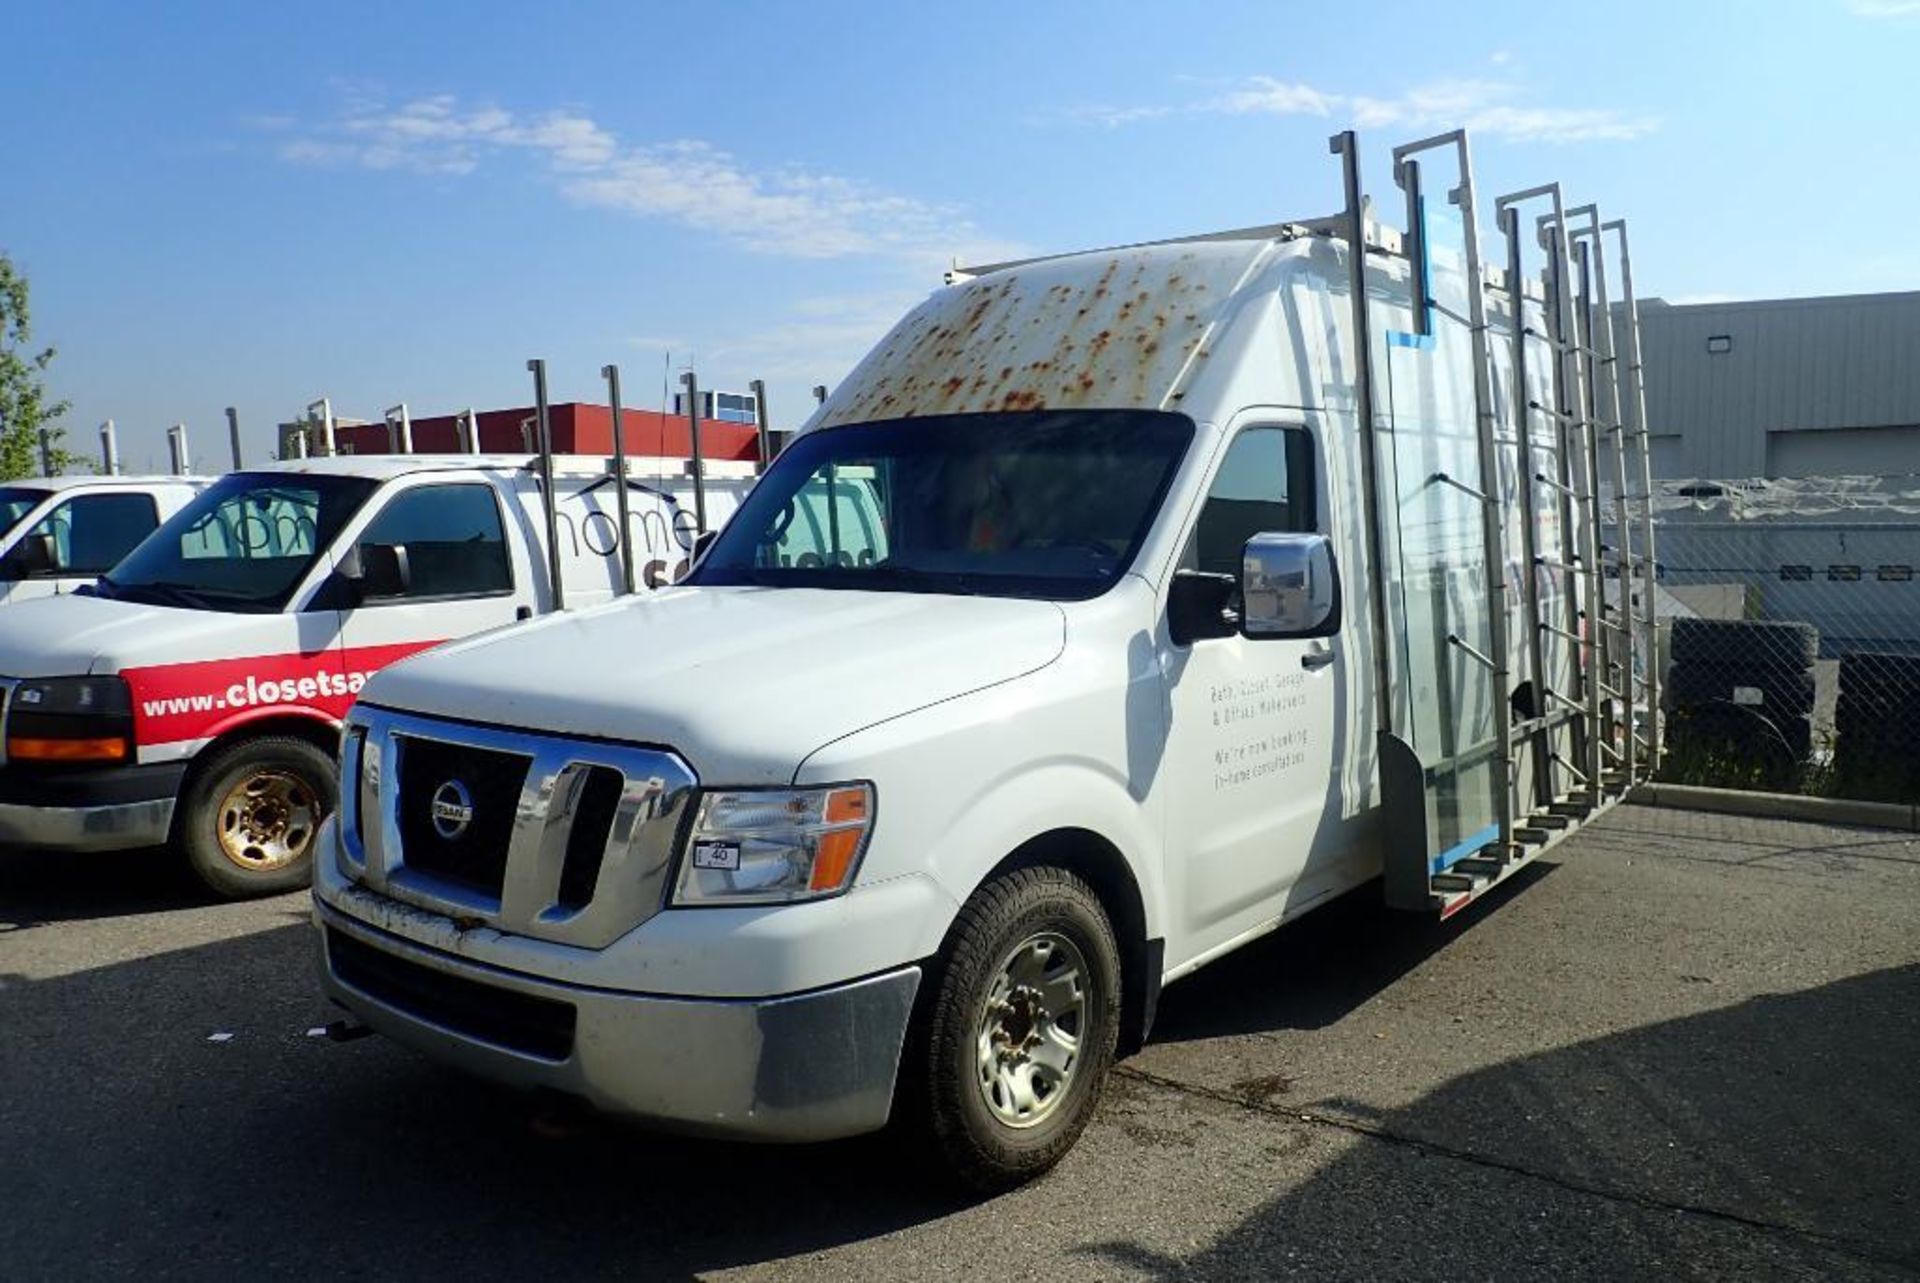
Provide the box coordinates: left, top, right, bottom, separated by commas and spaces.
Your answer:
1637, 289, 1920, 479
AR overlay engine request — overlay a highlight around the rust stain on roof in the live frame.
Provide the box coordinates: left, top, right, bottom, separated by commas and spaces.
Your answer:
817, 240, 1267, 427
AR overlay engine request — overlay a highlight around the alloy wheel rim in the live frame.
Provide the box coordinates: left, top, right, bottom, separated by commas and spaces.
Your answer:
215, 770, 318, 872
973, 930, 1088, 1129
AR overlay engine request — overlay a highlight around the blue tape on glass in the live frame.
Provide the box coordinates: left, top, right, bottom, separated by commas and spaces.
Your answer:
1430, 822, 1500, 874
1387, 331, 1436, 350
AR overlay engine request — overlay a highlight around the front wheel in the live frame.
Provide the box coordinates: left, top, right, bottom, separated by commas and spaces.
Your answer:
905, 866, 1121, 1192
179, 735, 336, 899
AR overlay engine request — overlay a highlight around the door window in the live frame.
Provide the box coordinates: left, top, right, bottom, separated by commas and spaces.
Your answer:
1183, 426, 1316, 578
355, 484, 512, 601
22, 492, 160, 576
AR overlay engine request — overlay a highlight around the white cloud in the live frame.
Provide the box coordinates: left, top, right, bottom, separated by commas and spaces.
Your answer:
269, 94, 1013, 263
1847, 0, 1920, 14
706, 291, 924, 383
1074, 75, 1658, 144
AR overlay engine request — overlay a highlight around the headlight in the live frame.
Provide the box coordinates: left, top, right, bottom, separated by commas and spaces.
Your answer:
5, 676, 134, 763
672, 783, 874, 906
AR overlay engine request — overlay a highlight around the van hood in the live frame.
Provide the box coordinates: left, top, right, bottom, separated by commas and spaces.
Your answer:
359, 586, 1067, 784
0, 593, 306, 677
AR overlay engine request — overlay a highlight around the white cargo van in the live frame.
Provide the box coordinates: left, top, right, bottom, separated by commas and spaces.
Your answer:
312, 130, 1664, 1188
0, 451, 753, 896
0, 475, 205, 604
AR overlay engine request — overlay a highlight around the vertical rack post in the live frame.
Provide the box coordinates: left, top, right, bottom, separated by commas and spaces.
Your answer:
749, 378, 772, 470
1498, 204, 1554, 812
38, 430, 55, 478
1568, 206, 1636, 784
100, 421, 120, 475
384, 404, 413, 453
527, 359, 565, 613
680, 370, 708, 534
226, 407, 244, 469
1568, 238, 1611, 795
1508, 187, 1600, 807
1391, 128, 1513, 861
812, 384, 828, 406
1328, 130, 1396, 747
1605, 218, 1662, 768
603, 363, 638, 597
306, 399, 335, 457
167, 423, 191, 475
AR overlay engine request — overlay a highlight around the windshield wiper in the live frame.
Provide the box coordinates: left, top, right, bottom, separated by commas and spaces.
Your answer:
118, 581, 220, 609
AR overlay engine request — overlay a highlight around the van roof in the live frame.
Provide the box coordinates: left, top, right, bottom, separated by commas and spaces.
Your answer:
4, 474, 205, 493
814, 236, 1282, 429
242, 453, 760, 482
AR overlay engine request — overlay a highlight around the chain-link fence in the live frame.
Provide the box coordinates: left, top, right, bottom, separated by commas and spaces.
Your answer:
1628, 476, 1920, 804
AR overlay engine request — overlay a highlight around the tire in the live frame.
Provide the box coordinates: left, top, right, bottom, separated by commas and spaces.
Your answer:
1666, 662, 1815, 718
1670, 618, 1818, 671
902, 866, 1122, 1193
1670, 705, 1812, 767
178, 734, 337, 899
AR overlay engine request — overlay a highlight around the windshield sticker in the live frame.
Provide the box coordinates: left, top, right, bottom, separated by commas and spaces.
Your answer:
691, 840, 741, 871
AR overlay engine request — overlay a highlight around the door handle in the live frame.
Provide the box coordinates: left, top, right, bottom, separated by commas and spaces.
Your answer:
1301, 648, 1336, 671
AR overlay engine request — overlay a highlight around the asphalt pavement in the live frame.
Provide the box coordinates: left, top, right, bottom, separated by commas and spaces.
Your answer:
2, 805, 1915, 1281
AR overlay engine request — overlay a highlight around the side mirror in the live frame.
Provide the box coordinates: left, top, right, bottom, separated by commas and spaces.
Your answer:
2, 533, 60, 580
1242, 532, 1339, 639
1168, 570, 1238, 645
340, 542, 411, 599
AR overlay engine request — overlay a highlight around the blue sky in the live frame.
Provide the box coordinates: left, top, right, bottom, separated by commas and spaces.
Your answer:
4, 0, 1917, 471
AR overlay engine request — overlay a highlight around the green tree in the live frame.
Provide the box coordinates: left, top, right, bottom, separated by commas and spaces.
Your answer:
0, 251, 77, 480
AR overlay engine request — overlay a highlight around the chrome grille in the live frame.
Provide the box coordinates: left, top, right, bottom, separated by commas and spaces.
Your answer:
341, 705, 697, 949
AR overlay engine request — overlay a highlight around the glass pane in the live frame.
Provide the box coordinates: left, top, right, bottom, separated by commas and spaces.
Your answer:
33, 493, 158, 573
1379, 191, 1500, 869
359, 484, 511, 598
1190, 428, 1313, 578
699, 411, 1193, 600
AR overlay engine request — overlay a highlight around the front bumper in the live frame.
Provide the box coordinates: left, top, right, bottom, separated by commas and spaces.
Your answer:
0, 762, 184, 852
0, 798, 175, 851
315, 899, 923, 1142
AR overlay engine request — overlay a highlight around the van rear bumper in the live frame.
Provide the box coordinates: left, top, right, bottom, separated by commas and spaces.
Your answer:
315, 900, 923, 1142
0, 762, 184, 851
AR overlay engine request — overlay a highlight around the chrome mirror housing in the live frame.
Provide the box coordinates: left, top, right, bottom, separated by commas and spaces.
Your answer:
1242, 532, 1339, 638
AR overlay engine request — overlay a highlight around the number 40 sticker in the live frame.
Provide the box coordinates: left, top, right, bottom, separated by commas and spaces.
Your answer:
692, 840, 742, 871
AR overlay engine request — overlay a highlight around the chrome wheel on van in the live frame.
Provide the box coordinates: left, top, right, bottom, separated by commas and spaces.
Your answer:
974, 930, 1088, 1128
908, 867, 1120, 1192
215, 769, 319, 872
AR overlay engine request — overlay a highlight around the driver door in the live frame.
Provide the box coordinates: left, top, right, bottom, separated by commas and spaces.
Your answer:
2, 491, 161, 601
1160, 419, 1345, 965
334, 479, 535, 680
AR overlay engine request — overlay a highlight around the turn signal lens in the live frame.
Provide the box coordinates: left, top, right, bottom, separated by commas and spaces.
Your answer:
7, 735, 130, 762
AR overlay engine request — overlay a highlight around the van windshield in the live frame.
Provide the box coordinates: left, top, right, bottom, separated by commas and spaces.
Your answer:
0, 487, 50, 540
692, 410, 1193, 600
97, 472, 378, 613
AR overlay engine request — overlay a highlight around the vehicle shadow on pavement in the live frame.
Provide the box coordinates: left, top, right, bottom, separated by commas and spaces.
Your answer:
1147, 864, 1554, 1043
1086, 963, 1920, 1280
0, 844, 213, 928
0, 920, 980, 1279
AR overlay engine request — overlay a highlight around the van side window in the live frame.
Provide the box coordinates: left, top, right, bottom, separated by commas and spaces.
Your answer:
355, 484, 511, 601
1182, 427, 1316, 578
23, 492, 160, 575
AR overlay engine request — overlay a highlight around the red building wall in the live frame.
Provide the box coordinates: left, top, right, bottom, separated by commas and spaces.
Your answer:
333, 403, 760, 461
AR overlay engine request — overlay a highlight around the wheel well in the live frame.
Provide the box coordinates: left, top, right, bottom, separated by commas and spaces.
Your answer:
200, 714, 342, 764
169, 715, 342, 843
987, 828, 1161, 1057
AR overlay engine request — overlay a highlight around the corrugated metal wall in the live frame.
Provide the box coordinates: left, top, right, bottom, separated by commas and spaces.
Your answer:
1636, 290, 1920, 478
